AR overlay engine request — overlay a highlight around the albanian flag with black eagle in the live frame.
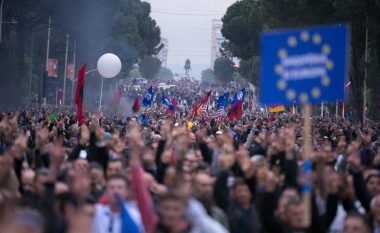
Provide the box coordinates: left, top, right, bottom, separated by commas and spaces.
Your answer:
75, 64, 86, 125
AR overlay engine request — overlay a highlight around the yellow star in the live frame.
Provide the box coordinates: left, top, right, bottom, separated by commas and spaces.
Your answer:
287, 36, 297, 47
312, 33, 322, 44
322, 44, 331, 55
326, 60, 334, 70
321, 75, 331, 87
277, 79, 287, 90
278, 49, 288, 59
311, 87, 321, 98
299, 92, 309, 103
300, 31, 310, 42
286, 89, 296, 100
275, 64, 283, 74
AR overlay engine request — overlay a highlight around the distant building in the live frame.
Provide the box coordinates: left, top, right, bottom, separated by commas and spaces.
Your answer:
210, 19, 226, 68
157, 38, 169, 67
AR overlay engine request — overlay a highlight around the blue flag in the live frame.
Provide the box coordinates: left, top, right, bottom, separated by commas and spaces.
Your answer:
260, 24, 349, 105
162, 93, 170, 107
143, 86, 153, 107
231, 89, 245, 106
217, 92, 229, 109
115, 194, 141, 233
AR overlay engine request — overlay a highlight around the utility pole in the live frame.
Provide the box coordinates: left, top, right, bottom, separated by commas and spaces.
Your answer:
46, 17, 51, 71
363, 13, 368, 124
29, 34, 34, 106
42, 17, 51, 105
71, 40, 76, 105
0, 0, 5, 43
63, 34, 69, 105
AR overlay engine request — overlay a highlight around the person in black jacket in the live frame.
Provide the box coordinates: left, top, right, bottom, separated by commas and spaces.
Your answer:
228, 178, 262, 233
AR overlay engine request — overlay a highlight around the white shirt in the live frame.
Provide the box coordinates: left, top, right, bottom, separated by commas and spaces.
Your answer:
92, 202, 143, 233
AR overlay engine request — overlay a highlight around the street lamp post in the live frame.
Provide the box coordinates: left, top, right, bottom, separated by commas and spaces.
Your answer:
63, 34, 69, 105
72, 54, 121, 112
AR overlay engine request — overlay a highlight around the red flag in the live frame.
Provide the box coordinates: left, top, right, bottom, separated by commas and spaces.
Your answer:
111, 85, 123, 109
166, 98, 177, 115
66, 63, 75, 80
132, 97, 140, 114
228, 100, 243, 121
190, 100, 199, 119
48, 59, 58, 78
197, 91, 211, 116
75, 64, 86, 125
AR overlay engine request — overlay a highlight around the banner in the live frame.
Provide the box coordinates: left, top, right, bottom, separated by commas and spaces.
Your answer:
268, 104, 285, 113
47, 59, 58, 78
260, 24, 349, 105
66, 63, 75, 80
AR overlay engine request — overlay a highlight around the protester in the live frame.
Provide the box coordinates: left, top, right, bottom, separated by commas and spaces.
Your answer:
0, 79, 379, 233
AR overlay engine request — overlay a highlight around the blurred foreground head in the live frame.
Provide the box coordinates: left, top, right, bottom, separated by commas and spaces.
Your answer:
0, 200, 44, 233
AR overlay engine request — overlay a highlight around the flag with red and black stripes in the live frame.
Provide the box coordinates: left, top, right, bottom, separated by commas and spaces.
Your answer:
75, 64, 86, 125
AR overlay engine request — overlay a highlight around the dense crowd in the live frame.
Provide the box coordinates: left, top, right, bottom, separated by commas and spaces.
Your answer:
0, 81, 380, 233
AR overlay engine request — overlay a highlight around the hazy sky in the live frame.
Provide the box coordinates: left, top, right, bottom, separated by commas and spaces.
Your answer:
144, 0, 236, 77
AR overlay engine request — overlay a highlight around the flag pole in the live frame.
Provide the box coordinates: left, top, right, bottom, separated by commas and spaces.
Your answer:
335, 100, 338, 118
99, 77, 104, 112
321, 101, 324, 117
29, 33, 34, 107
71, 40, 76, 105
302, 104, 312, 228
63, 33, 69, 105
363, 12, 368, 124
42, 16, 51, 105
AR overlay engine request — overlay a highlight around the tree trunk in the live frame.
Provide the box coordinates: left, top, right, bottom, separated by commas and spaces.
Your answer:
368, 2, 380, 121
369, 42, 380, 121
349, 24, 366, 122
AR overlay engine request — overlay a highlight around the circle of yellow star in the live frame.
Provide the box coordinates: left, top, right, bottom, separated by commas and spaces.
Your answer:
299, 92, 309, 103
322, 44, 331, 55
287, 36, 297, 47
300, 31, 310, 42
278, 49, 288, 59
275, 64, 283, 74
321, 75, 331, 87
277, 79, 287, 90
312, 33, 322, 44
326, 60, 334, 70
311, 87, 321, 98
286, 89, 296, 100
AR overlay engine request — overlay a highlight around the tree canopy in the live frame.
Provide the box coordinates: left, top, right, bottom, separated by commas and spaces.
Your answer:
201, 68, 215, 83
157, 67, 174, 81
139, 56, 162, 80
0, 0, 162, 109
213, 57, 235, 83
221, 0, 380, 121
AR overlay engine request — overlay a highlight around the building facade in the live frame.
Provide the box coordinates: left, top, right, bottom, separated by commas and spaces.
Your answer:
210, 19, 226, 68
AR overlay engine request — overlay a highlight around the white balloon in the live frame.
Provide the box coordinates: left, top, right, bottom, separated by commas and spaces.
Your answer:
97, 53, 122, 78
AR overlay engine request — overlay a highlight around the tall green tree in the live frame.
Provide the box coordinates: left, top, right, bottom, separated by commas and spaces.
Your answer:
201, 68, 215, 82
157, 67, 174, 81
0, 0, 162, 109
139, 56, 162, 80
213, 57, 234, 83
222, 0, 380, 121
221, 0, 262, 60
367, 0, 380, 120
238, 57, 259, 85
